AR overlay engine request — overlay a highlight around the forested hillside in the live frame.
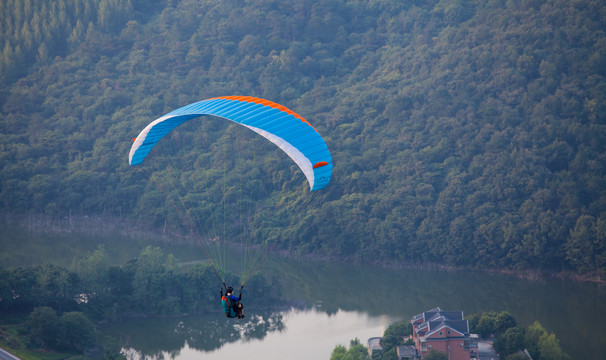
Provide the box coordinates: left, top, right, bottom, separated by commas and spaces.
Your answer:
1, 0, 604, 277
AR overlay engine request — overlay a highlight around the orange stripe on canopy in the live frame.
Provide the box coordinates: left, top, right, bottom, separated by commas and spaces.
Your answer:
313, 161, 329, 169
212, 96, 317, 131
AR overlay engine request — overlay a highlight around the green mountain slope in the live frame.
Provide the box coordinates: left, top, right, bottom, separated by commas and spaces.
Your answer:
1, 0, 604, 276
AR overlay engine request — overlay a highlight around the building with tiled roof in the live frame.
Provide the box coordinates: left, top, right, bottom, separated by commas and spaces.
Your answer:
397, 345, 419, 359
411, 307, 478, 359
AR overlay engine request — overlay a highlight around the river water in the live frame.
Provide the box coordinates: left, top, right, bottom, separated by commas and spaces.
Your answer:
100, 249, 605, 360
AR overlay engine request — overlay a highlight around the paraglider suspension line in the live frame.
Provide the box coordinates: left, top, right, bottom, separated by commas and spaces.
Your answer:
240, 191, 313, 287
142, 169, 226, 283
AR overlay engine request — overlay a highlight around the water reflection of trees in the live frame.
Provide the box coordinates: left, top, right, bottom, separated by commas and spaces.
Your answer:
184, 312, 285, 351
105, 311, 285, 359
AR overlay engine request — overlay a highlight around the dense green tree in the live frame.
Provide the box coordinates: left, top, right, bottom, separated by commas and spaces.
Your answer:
25, 307, 95, 351
495, 311, 517, 334
566, 215, 606, 275
524, 321, 570, 360
470, 311, 517, 337
56, 311, 96, 351
132, 245, 167, 311
537, 332, 570, 360
330, 338, 371, 360
331, 345, 348, 360
380, 320, 412, 356
525, 321, 546, 358
494, 327, 526, 357
32, 263, 79, 312
73, 245, 110, 315
474, 312, 496, 337
26, 306, 60, 348
1, 0, 605, 278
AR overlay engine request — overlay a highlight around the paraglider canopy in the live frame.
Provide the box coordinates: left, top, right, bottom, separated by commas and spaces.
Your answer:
129, 96, 332, 191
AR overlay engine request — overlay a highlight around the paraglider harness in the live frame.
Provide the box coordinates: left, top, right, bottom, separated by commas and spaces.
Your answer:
221, 283, 244, 318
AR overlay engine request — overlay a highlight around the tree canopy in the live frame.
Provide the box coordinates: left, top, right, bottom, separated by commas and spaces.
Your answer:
1, 0, 605, 277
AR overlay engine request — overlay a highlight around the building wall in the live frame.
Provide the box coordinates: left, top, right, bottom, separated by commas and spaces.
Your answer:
420, 339, 470, 360
427, 328, 464, 339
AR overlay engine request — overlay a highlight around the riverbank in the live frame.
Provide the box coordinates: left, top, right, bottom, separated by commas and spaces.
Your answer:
2, 212, 602, 284
276, 241, 603, 285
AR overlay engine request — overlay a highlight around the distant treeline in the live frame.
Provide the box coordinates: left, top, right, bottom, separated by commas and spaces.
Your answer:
1, 0, 604, 277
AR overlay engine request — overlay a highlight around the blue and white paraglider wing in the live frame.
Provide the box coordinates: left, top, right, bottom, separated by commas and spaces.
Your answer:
129, 96, 332, 191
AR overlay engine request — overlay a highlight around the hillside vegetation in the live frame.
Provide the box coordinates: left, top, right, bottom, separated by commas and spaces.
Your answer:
1, 0, 605, 277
